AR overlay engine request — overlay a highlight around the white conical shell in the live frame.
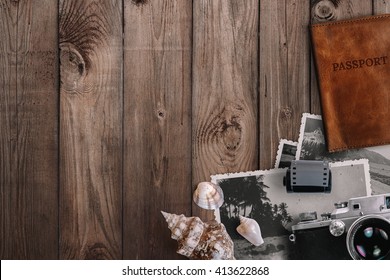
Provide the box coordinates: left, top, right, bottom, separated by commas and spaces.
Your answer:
193, 182, 224, 210
236, 216, 264, 246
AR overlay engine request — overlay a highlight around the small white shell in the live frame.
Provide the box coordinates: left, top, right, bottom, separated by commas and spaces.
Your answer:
236, 216, 264, 246
193, 182, 224, 210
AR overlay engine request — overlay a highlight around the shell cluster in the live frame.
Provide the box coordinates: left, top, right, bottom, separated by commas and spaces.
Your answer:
193, 182, 224, 210
162, 181, 265, 259
236, 216, 264, 246
161, 211, 235, 260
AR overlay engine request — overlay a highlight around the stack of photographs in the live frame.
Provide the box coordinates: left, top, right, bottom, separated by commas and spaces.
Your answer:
211, 113, 390, 259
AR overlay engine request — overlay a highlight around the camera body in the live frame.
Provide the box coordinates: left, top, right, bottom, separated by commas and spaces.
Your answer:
290, 194, 390, 259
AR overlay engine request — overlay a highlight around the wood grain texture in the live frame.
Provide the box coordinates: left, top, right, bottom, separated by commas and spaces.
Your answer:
59, 0, 122, 259
259, 0, 310, 169
193, 0, 259, 220
285, 0, 310, 140
259, 1, 287, 168
0, 0, 58, 259
2, 0, 387, 260
373, 0, 390, 13
123, 0, 192, 259
310, 0, 373, 114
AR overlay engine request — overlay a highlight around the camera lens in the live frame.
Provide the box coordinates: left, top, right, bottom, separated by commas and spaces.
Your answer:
347, 215, 390, 260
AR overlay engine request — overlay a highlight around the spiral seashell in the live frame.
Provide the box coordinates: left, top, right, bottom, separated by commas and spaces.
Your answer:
193, 182, 224, 210
161, 211, 234, 260
236, 216, 264, 246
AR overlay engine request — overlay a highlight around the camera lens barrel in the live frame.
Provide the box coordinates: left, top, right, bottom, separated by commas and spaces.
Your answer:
346, 215, 390, 260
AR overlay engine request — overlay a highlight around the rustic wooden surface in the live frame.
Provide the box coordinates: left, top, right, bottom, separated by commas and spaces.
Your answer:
0, 0, 389, 259
123, 0, 192, 259
259, 0, 311, 168
193, 0, 259, 221
59, 0, 122, 259
0, 0, 58, 259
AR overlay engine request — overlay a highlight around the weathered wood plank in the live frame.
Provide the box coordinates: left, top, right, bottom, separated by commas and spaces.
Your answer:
311, 0, 373, 23
0, 0, 58, 259
259, 1, 287, 168
373, 0, 390, 13
259, 0, 310, 169
310, 0, 373, 114
123, 0, 192, 259
59, 0, 122, 259
285, 0, 311, 140
193, 0, 259, 220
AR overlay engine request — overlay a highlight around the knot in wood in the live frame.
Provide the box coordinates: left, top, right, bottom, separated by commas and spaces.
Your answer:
84, 243, 110, 260
132, 0, 148, 6
280, 107, 293, 120
312, 0, 337, 22
60, 43, 86, 92
157, 109, 166, 119
220, 117, 242, 151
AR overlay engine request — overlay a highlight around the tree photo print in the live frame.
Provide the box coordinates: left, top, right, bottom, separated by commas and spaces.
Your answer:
214, 173, 294, 260
212, 158, 371, 260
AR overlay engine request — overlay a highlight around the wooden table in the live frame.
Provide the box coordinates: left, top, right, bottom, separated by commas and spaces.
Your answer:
0, 0, 389, 259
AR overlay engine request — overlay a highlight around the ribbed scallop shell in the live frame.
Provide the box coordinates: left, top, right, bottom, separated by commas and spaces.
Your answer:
161, 211, 234, 260
236, 216, 264, 246
193, 182, 224, 210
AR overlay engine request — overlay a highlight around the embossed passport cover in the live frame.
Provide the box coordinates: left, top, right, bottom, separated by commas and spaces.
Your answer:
311, 14, 390, 152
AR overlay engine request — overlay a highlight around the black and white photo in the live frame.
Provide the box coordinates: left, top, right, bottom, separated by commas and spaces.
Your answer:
296, 113, 390, 195
211, 159, 371, 259
275, 139, 298, 168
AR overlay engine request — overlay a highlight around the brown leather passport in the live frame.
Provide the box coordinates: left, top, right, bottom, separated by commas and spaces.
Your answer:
311, 14, 390, 152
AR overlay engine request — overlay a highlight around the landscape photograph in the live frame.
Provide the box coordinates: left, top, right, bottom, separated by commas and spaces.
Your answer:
297, 114, 390, 195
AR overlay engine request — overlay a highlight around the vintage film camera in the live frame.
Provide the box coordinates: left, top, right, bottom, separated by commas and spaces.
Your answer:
289, 193, 390, 260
